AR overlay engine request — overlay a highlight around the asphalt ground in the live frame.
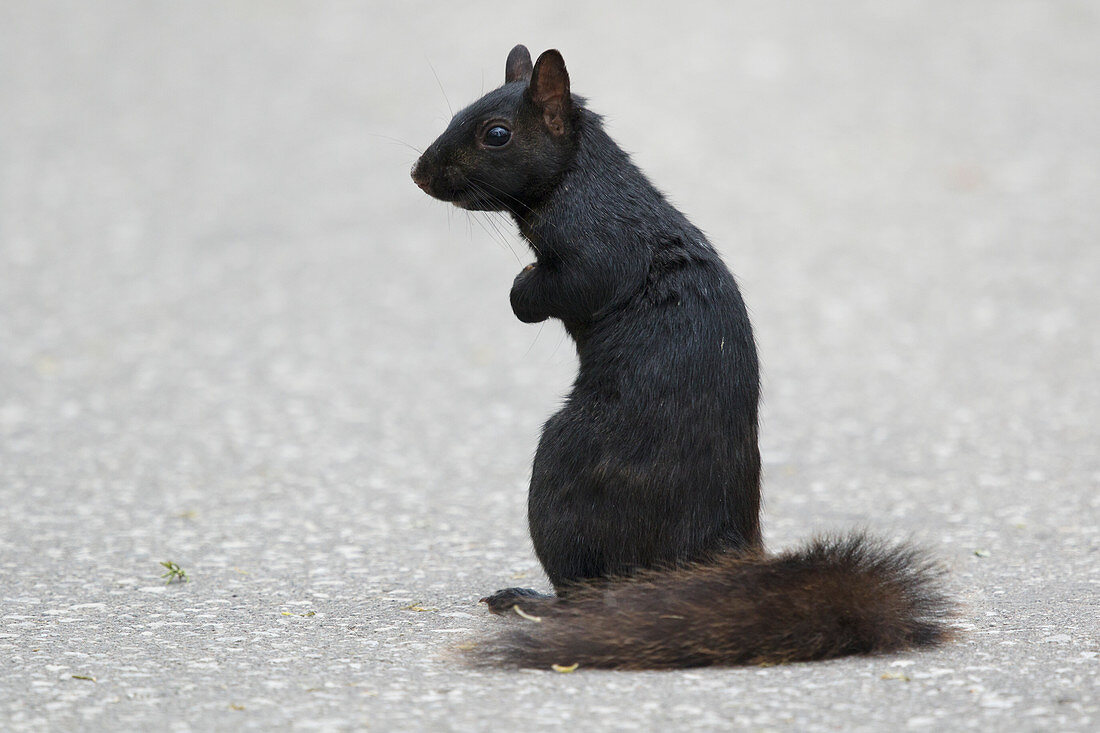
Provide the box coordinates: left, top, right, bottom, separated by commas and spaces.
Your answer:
1, 2, 1097, 730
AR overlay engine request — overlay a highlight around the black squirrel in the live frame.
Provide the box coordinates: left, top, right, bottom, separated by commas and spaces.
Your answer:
411, 45, 952, 669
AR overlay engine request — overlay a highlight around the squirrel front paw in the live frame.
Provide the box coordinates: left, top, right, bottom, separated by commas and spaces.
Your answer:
510, 264, 550, 323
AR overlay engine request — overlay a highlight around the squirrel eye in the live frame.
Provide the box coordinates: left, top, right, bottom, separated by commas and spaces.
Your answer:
483, 125, 511, 147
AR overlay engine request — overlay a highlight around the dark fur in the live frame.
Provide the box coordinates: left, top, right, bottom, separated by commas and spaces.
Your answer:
477, 535, 952, 669
412, 45, 952, 669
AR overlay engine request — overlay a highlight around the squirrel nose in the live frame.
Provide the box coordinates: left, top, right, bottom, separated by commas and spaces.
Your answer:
411, 161, 432, 193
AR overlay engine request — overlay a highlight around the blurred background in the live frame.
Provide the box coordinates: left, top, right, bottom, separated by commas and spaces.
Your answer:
1, 1, 1097, 729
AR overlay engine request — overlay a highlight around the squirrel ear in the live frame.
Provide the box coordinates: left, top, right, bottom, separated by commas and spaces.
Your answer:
505, 44, 533, 84
530, 50, 571, 136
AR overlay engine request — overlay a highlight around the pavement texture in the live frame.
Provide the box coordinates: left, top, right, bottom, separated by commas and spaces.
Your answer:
1, 1, 1098, 730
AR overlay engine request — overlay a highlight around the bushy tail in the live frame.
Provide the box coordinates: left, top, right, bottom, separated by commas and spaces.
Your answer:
476, 534, 953, 670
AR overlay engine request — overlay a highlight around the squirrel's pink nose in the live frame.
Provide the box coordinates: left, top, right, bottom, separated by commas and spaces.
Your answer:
411, 161, 432, 193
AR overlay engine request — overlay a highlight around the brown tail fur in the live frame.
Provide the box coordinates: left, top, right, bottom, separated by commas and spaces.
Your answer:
474, 534, 953, 670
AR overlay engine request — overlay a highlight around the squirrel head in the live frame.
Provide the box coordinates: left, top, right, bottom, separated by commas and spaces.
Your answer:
411, 45, 577, 212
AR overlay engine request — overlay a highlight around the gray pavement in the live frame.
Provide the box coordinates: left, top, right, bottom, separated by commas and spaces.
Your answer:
1, 1, 1098, 730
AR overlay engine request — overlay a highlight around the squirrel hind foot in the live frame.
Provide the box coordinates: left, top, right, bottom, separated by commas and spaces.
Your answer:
480, 587, 555, 614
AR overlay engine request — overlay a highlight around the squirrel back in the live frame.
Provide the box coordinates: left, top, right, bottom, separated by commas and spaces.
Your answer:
413, 45, 952, 669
